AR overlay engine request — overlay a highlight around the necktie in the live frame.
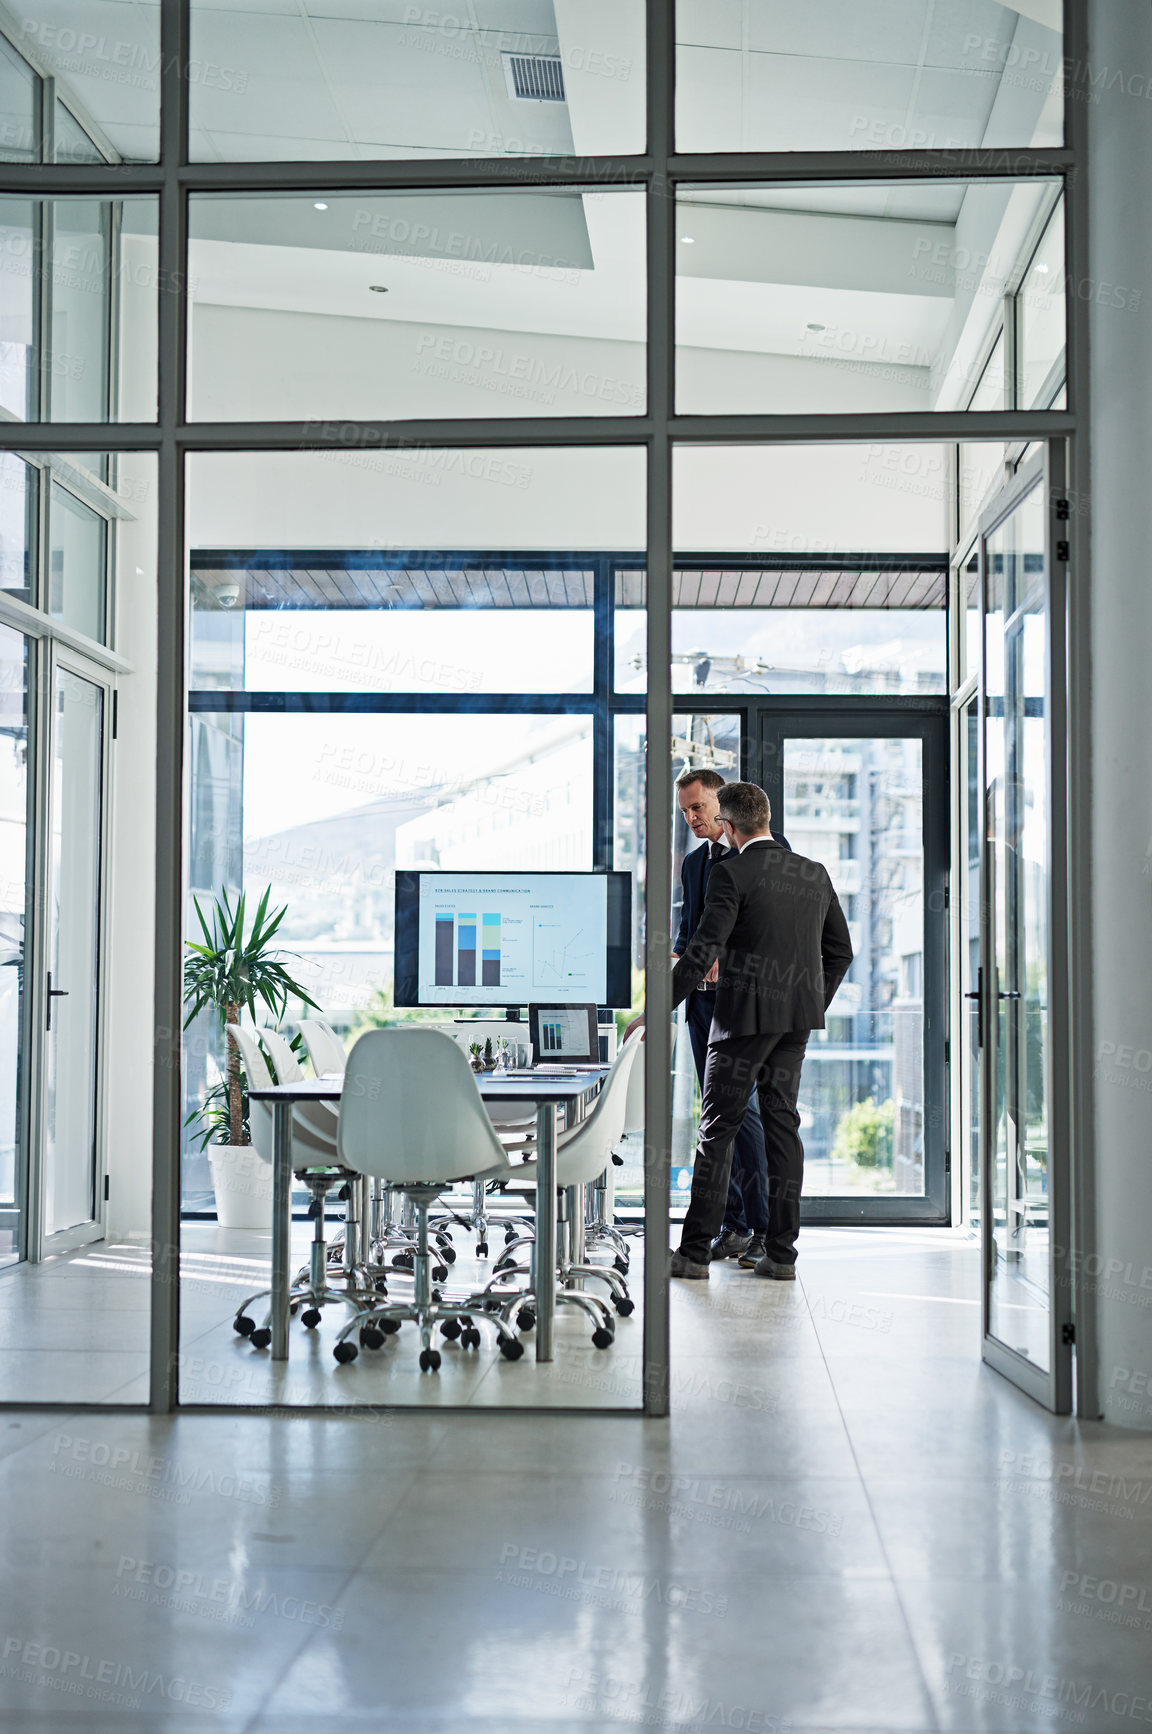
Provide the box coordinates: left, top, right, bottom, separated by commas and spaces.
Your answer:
702, 838, 724, 894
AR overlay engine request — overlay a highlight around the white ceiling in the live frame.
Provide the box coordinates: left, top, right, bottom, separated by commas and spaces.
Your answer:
12, 1, 1057, 386
14, 0, 1058, 164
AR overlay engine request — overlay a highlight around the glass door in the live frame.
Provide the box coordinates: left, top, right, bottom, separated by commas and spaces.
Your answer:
38, 649, 108, 1252
759, 706, 949, 1224
0, 625, 32, 1266
977, 447, 1072, 1410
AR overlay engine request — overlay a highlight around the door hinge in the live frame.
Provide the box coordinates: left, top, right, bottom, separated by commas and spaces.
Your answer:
1056, 539, 1070, 563
1061, 1321, 1075, 1346
1055, 498, 1070, 520
104, 1174, 110, 1201
111, 690, 118, 740
944, 1039, 950, 1063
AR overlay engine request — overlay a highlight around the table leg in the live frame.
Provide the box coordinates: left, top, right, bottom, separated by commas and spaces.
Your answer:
534, 1101, 557, 1362
271, 1101, 293, 1360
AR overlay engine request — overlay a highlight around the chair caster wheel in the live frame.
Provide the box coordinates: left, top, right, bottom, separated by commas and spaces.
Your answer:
301, 1308, 321, 1329
591, 1327, 614, 1350
382, 1318, 402, 1335
476, 1242, 489, 1258
419, 1348, 441, 1372
435, 1232, 452, 1247
613, 1296, 635, 1316
333, 1340, 358, 1363
499, 1337, 525, 1360
614, 1256, 629, 1274
441, 1245, 457, 1264
504, 1227, 517, 1243
249, 1328, 271, 1350
233, 1315, 255, 1337
462, 1327, 481, 1349
494, 1256, 513, 1274
391, 1253, 414, 1270
361, 1327, 385, 1350
433, 1264, 448, 1282
440, 1320, 462, 1340
516, 1307, 536, 1331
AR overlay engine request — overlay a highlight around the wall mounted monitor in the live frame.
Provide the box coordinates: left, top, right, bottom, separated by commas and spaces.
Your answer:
394, 871, 632, 1008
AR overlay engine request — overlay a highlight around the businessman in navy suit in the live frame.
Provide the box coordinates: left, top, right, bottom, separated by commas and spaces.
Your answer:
671, 768, 791, 1265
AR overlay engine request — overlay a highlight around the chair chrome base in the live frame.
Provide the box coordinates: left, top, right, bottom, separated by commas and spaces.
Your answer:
489, 1181, 635, 1330
334, 1183, 526, 1369
233, 1166, 369, 1350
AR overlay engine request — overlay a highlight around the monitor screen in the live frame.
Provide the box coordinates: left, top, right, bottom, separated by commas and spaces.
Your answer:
394, 871, 632, 1008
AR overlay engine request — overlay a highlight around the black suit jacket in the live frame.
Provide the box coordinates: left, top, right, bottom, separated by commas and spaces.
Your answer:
671, 839, 854, 1038
673, 831, 791, 958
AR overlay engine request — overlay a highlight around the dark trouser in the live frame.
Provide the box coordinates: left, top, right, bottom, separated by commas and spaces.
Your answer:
685, 992, 769, 1237
678, 1030, 810, 1267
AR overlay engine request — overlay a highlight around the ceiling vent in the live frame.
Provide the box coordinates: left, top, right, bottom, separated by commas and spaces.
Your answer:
502, 53, 566, 102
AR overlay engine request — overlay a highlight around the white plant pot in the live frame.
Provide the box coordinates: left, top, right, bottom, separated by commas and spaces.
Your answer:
208, 1145, 273, 1230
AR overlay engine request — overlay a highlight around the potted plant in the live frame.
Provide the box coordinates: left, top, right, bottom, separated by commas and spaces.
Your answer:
468, 1041, 484, 1074
184, 886, 320, 1227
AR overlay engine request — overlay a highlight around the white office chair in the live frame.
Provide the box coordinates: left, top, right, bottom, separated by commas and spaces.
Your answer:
332, 1028, 525, 1369
296, 1017, 347, 1077
425, 1020, 537, 1258
227, 1022, 367, 1349
585, 1023, 646, 1275
489, 1035, 642, 1341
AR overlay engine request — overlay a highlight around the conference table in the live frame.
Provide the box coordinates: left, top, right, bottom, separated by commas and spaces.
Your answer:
247, 1067, 609, 1365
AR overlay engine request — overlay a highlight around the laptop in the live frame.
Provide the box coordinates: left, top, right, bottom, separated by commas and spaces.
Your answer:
524, 1003, 602, 1071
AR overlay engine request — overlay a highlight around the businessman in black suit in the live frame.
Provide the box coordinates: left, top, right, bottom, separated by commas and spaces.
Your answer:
673, 767, 792, 1265
667, 780, 853, 1281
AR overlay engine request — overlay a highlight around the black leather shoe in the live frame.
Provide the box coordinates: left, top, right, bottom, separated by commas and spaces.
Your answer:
737, 1235, 767, 1268
670, 1250, 710, 1280
753, 1256, 797, 1281
710, 1229, 753, 1261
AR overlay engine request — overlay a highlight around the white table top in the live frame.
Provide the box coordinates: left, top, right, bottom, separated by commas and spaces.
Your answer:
248, 1068, 609, 1105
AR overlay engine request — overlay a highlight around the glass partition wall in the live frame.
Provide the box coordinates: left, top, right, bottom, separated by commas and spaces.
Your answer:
0, 0, 1080, 1414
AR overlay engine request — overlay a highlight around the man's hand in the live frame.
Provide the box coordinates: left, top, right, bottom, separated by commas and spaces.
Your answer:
623, 1014, 646, 1043
703, 959, 719, 985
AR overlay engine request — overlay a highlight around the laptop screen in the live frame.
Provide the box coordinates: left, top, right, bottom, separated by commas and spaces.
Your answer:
528, 1003, 599, 1064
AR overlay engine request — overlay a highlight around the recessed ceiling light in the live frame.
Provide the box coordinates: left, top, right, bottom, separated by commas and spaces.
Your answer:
680, 235, 695, 243
369, 284, 389, 293
806, 322, 825, 331
313, 201, 328, 210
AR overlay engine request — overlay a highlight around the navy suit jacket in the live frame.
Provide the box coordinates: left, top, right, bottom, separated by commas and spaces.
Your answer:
673, 831, 791, 958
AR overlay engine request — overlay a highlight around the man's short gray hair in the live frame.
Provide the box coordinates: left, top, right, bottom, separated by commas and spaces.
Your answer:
717, 781, 771, 833
675, 766, 725, 794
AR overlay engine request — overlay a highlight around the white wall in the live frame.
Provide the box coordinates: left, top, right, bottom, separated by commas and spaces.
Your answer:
674, 444, 949, 553
1085, 0, 1152, 1429
188, 301, 928, 424
188, 441, 947, 558
187, 445, 647, 552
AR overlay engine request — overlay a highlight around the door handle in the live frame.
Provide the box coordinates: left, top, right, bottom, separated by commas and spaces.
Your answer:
964, 967, 983, 1048
998, 990, 1021, 999
46, 970, 68, 1031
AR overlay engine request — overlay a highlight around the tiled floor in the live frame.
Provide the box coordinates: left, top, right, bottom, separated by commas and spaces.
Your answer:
1, 1226, 1151, 1731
